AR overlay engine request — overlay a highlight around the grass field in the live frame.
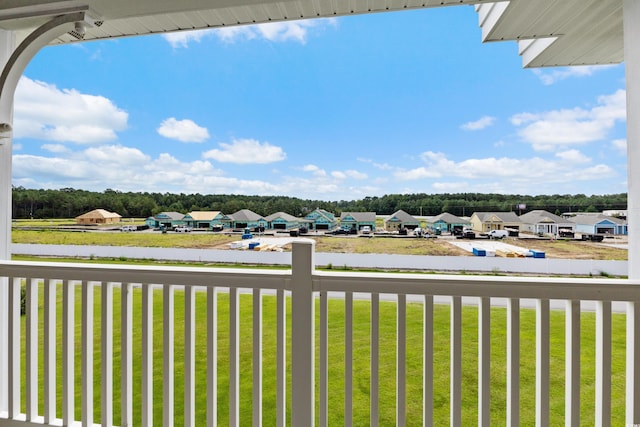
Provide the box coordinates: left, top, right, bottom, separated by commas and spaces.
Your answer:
21, 283, 627, 426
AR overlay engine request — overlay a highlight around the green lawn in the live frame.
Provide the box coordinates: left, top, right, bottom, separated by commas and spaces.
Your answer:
21, 283, 626, 426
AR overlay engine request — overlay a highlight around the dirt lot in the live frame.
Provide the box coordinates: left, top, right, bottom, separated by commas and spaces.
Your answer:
11, 229, 628, 260
289, 234, 627, 260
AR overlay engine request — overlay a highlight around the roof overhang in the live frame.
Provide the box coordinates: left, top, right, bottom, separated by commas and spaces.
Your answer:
0, 0, 625, 68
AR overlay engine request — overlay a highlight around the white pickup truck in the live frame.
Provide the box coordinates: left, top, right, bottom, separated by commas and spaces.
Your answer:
488, 229, 509, 239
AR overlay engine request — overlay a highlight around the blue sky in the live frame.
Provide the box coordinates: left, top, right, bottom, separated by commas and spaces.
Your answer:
12, 5, 627, 200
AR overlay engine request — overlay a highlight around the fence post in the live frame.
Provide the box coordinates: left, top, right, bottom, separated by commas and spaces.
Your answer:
291, 241, 315, 427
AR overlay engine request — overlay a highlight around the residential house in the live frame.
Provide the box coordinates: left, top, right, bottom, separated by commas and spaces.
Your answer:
519, 210, 575, 236
426, 212, 470, 234
305, 208, 338, 231
570, 213, 628, 235
340, 212, 376, 232
75, 209, 122, 225
183, 211, 225, 229
145, 212, 185, 229
469, 212, 522, 233
384, 210, 420, 231
265, 212, 300, 230
225, 209, 268, 230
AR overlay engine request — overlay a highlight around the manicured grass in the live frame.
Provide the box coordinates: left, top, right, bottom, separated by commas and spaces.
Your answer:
21, 283, 626, 425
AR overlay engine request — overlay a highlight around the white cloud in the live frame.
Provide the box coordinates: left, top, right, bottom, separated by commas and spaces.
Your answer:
14, 77, 128, 144
11, 145, 289, 195
157, 118, 210, 143
301, 164, 327, 177
532, 64, 619, 85
555, 149, 591, 164
394, 151, 614, 184
461, 116, 495, 131
41, 144, 69, 153
163, 19, 337, 48
357, 157, 393, 170
511, 89, 626, 151
331, 170, 368, 180
10, 139, 620, 200
611, 138, 627, 155
202, 138, 286, 164
163, 29, 210, 49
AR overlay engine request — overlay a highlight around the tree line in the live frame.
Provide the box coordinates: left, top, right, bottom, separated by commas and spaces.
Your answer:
11, 186, 628, 220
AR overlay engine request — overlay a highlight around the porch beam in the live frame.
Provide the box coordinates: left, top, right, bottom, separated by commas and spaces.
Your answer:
626, 0, 640, 281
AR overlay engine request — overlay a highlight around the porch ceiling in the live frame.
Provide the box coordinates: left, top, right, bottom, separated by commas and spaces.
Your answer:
0, 0, 624, 68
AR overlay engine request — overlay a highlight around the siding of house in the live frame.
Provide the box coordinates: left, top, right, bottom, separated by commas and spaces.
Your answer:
470, 212, 521, 233
145, 212, 185, 229
340, 212, 376, 231
384, 210, 420, 231
183, 211, 225, 228
265, 212, 300, 230
305, 209, 337, 230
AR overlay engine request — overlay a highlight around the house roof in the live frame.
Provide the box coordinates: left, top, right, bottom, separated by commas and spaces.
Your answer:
306, 208, 335, 221
473, 212, 522, 223
185, 211, 222, 221
76, 208, 121, 219
229, 209, 264, 222
155, 211, 185, 220
0, 1, 623, 69
519, 210, 568, 225
385, 210, 419, 223
430, 212, 468, 224
265, 212, 299, 222
570, 214, 626, 226
340, 212, 376, 222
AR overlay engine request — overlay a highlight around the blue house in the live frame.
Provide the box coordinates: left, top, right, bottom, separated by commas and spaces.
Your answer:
305, 208, 338, 231
427, 212, 470, 234
224, 209, 268, 230
145, 211, 185, 229
340, 212, 376, 231
570, 214, 628, 235
265, 212, 300, 230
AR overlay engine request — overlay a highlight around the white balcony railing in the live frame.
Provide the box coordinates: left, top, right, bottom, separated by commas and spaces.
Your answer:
0, 241, 639, 426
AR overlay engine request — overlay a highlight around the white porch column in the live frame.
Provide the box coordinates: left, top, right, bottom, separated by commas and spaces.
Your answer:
0, 31, 15, 261
0, 28, 17, 415
0, 10, 91, 415
624, 2, 640, 425
626, 0, 640, 280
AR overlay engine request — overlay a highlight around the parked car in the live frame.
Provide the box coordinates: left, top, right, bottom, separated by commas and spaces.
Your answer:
361, 226, 371, 234
488, 229, 509, 239
558, 229, 574, 238
174, 226, 192, 232
331, 228, 349, 235
120, 225, 136, 232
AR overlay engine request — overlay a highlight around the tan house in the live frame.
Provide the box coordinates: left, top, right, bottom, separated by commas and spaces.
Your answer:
469, 211, 521, 233
183, 211, 225, 228
75, 209, 122, 225
384, 210, 420, 231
